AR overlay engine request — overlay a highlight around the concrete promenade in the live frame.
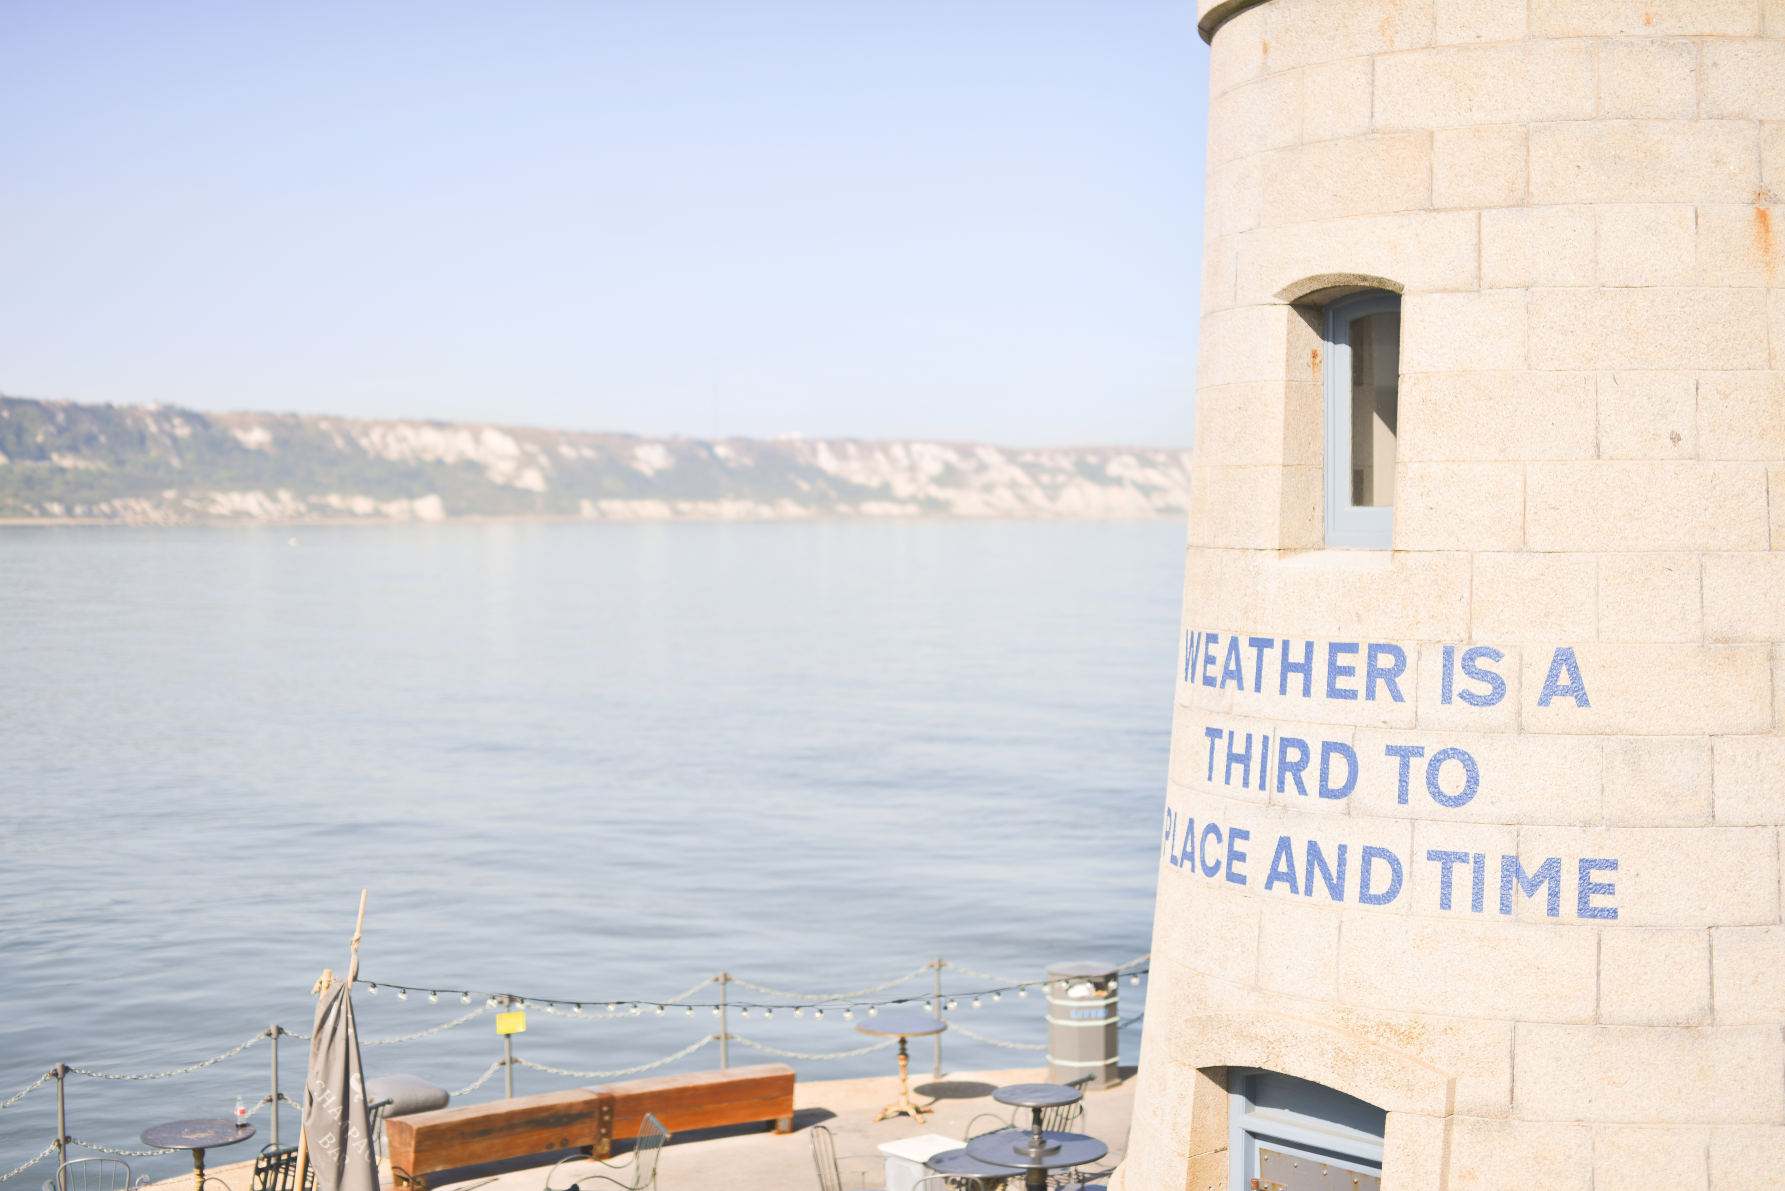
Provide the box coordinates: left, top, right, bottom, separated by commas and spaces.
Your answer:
149, 1066, 1134, 1191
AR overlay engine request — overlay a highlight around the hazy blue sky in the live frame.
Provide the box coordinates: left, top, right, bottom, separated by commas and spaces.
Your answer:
0, 3, 1208, 446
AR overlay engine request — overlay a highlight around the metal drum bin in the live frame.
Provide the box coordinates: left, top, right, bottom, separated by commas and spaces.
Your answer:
1045, 961, 1119, 1088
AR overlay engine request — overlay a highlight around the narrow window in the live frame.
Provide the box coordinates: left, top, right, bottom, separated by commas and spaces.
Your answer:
1323, 292, 1400, 548
1228, 1069, 1385, 1191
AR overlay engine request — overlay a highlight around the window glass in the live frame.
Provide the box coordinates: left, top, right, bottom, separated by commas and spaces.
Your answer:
1348, 311, 1398, 508
1323, 292, 1400, 548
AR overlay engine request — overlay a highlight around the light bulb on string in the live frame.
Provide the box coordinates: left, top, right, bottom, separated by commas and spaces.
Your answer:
367, 984, 378, 994
397, 989, 408, 1001
461, 992, 471, 1004
574, 1004, 584, 1015
654, 1005, 664, 1016
992, 992, 1002, 1003
764, 1008, 773, 1020
794, 1008, 804, 1019
972, 997, 981, 1010
843, 1008, 854, 1021
1131, 974, 1141, 986
1018, 988, 1028, 998
868, 1006, 878, 1016
814, 1009, 824, 1021
629, 1003, 640, 1016
712, 1006, 721, 1017
428, 991, 438, 1004
607, 1004, 618, 1013
685, 1006, 694, 1018
923, 1000, 932, 1012
740, 1007, 750, 1020
946, 1000, 956, 1011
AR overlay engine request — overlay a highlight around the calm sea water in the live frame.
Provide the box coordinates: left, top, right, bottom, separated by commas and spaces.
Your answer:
0, 519, 1179, 1178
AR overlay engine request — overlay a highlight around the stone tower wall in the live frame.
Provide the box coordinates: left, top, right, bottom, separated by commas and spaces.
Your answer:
1122, 1, 1785, 1187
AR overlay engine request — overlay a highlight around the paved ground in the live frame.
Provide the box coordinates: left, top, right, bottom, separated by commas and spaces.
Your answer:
160, 1066, 1134, 1191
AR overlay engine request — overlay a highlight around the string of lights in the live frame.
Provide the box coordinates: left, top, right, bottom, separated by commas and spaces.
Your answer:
354, 961, 1148, 1020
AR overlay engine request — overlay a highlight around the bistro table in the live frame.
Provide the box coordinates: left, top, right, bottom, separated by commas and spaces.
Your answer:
854, 1012, 948, 1122
141, 1120, 255, 1191
926, 1146, 1016, 1190
963, 1084, 1106, 1191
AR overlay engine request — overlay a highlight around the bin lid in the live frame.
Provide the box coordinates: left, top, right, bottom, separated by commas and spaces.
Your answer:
1047, 961, 1117, 980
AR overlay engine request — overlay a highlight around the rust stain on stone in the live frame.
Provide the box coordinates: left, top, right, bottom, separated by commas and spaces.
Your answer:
1310, 348, 1322, 379
1643, 10, 1654, 25
1758, 202, 1776, 283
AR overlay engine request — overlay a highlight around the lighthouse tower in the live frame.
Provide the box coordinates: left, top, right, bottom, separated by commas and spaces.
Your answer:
1121, 2, 1785, 1188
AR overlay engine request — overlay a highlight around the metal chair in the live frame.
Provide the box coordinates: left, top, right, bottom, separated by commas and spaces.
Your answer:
365, 1097, 394, 1161
915, 1170, 1008, 1191
248, 1144, 316, 1191
963, 1099, 1084, 1140
913, 1177, 999, 1191
543, 1112, 668, 1191
42, 1159, 141, 1191
808, 1124, 886, 1191
1046, 1116, 1127, 1191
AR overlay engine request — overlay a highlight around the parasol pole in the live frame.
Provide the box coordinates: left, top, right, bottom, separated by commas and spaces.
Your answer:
296, 890, 367, 1191
347, 890, 367, 985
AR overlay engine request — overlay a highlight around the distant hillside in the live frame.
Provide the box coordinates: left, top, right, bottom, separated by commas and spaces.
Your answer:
0, 396, 1192, 524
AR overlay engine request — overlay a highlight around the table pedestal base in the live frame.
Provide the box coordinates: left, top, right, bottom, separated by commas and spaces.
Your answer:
873, 1038, 930, 1123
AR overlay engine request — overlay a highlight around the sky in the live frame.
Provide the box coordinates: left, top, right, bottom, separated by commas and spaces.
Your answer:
0, 2, 1209, 447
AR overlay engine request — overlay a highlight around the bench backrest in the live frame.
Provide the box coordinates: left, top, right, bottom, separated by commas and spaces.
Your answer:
386, 1088, 610, 1178
593, 1063, 794, 1144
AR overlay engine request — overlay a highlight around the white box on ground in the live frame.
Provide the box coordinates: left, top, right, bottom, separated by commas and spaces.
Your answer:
876, 1133, 962, 1191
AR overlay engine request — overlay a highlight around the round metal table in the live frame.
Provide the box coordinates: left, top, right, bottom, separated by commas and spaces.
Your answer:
854, 1012, 947, 1122
964, 1084, 1104, 1191
927, 1146, 1016, 1189
141, 1120, 255, 1191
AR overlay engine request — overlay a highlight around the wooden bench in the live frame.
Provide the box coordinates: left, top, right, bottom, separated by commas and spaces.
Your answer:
591, 1064, 795, 1157
386, 1088, 611, 1191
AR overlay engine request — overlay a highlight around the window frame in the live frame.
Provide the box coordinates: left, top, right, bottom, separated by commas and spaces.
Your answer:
1226, 1068, 1386, 1191
1322, 290, 1402, 549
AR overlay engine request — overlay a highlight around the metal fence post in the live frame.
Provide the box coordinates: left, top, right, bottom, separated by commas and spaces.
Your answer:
52, 1064, 69, 1191
502, 998, 515, 1099
267, 1025, 283, 1148
717, 973, 729, 1069
932, 959, 944, 1078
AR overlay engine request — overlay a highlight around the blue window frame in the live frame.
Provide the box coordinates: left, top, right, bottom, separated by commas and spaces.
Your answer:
1228, 1069, 1386, 1191
1323, 292, 1401, 549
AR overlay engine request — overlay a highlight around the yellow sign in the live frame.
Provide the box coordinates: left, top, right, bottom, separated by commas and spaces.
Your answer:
496, 1011, 526, 1035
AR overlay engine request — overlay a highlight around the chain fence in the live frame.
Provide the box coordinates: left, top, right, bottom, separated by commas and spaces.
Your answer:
947, 1025, 1046, 1051
726, 962, 936, 1002
362, 1005, 487, 1046
0, 1076, 50, 1114
2, 952, 1150, 1179
727, 1035, 897, 1061
66, 1033, 266, 1081
67, 1140, 164, 1159
450, 1060, 507, 1098
510, 1036, 718, 1080
0, 1144, 58, 1185
932, 961, 1028, 984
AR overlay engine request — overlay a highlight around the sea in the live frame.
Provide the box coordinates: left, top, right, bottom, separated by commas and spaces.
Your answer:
0, 518, 1181, 1180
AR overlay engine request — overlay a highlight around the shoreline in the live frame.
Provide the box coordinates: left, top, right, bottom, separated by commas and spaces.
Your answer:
0, 512, 1187, 529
